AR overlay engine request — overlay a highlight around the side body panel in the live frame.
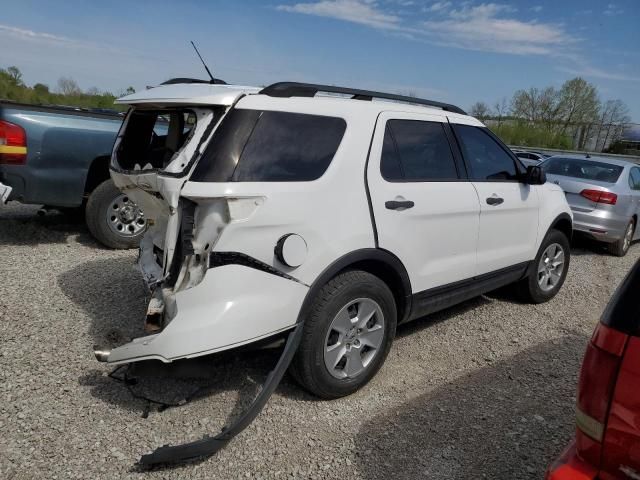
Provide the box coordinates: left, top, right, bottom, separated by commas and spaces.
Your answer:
184, 95, 380, 287
366, 110, 481, 293
472, 181, 540, 274
537, 183, 575, 246
0, 104, 122, 206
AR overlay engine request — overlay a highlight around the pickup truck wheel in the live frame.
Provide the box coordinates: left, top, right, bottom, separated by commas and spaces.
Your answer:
290, 270, 396, 399
608, 220, 635, 257
516, 229, 570, 304
85, 179, 146, 249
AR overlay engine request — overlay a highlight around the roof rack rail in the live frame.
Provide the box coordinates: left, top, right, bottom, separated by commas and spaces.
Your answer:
161, 77, 227, 85
259, 82, 466, 115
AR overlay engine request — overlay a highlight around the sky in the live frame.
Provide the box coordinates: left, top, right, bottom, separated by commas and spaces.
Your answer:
1, 0, 639, 121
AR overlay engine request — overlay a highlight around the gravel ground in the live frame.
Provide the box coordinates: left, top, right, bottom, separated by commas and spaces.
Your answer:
1, 202, 638, 480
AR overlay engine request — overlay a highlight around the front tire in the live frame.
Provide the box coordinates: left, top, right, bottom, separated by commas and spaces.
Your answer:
516, 229, 570, 304
85, 179, 147, 249
290, 270, 397, 399
608, 219, 635, 257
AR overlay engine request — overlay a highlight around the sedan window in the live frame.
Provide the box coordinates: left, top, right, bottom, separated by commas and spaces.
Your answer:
543, 158, 624, 184
630, 167, 640, 190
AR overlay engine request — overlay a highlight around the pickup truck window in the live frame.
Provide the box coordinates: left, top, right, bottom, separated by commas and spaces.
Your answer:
115, 109, 197, 170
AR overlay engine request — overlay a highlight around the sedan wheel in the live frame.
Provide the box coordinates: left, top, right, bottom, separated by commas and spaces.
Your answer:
623, 222, 634, 253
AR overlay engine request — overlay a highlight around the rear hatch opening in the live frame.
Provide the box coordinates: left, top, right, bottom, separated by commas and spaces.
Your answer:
112, 106, 223, 175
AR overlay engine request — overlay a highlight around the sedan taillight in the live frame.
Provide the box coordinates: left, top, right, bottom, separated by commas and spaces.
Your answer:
580, 189, 617, 205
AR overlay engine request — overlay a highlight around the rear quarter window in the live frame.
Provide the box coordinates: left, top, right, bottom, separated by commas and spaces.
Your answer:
543, 158, 624, 183
191, 109, 346, 182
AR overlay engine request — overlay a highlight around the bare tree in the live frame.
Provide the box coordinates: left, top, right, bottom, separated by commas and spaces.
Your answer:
85, 86, 101, 96
596, 99, 631, 151
469, 101, 491, 122
57, 77, 81, 96
511, 87, 543, 122
556, 77, 599, 136
537, 87, 563, 133
493, 97, 509, 127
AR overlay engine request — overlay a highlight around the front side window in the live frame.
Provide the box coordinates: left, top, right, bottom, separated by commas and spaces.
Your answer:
454, 125, 518, 181
380, 119, 458, 181
191, 109, 346, 182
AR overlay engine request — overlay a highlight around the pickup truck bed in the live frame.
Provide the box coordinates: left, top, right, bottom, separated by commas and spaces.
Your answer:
0, 101, 145, 248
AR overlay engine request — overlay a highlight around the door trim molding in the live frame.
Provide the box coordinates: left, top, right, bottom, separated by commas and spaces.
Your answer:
407, 261, 531, 322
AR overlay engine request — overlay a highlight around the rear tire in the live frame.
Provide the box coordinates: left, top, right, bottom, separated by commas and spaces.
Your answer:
289, 270, 396, 399
85, 179, 146, 249
516, 229, 570, 304
608, 220, 635, 257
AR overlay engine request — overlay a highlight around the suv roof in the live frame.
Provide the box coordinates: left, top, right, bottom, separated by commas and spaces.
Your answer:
116, 81, 474, 120
115, 83, 261, 106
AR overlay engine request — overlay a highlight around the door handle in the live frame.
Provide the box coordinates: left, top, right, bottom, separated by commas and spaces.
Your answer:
486, 196, 504, 206
385, 200, 415, 210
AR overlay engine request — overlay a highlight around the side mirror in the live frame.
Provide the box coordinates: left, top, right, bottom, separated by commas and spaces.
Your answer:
524, 165, 546, 185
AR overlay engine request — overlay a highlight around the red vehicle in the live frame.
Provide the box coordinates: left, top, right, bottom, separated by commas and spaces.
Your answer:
547, 259, 640, 479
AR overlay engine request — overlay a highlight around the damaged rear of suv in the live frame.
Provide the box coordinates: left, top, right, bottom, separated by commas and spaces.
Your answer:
96, 79, 572, 465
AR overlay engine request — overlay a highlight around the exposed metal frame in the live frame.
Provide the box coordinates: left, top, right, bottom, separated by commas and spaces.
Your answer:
259, 82, 467, 115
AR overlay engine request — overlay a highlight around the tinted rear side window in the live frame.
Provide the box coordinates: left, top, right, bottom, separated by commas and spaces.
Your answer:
454, 125, 518, 181
381, 120, 458, 181
629, 167, 640, 190
542, 158, 623, 183
191, 109, 346, 182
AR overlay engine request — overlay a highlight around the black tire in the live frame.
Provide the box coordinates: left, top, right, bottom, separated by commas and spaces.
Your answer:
608, 219, 635, 257
290, 270, 397, 399
85, 179, 146, 249
516, 229, 570, 304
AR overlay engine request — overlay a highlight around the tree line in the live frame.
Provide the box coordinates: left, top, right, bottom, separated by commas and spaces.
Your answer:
469, 77, 631, 152
0, 66, 134, 111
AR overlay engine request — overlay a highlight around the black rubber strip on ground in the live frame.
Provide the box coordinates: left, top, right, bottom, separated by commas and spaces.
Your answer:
138, 322, 304, 467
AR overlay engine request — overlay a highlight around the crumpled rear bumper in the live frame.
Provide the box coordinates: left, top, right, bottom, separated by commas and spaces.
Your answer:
96, 264, 308, 364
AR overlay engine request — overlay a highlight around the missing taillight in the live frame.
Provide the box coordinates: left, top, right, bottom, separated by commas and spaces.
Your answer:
0, 120, 27, 165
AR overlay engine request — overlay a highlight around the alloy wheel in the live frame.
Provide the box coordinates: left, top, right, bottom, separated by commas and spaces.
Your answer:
324, 298, 385, 379
537, 243, 565, 292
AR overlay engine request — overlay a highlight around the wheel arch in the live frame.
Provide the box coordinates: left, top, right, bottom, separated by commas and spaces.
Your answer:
84, 155, 112, 196
548, 212, 573, 242
296, 249, 413, 325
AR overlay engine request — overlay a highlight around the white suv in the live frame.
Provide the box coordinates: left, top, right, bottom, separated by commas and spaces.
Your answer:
97, 81, 573, 399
